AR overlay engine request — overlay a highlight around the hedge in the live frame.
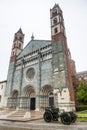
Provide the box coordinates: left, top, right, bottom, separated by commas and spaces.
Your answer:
76, 105, 87, 111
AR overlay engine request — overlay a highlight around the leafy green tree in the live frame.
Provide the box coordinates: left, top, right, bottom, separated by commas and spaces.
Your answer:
76, 81, 87, 104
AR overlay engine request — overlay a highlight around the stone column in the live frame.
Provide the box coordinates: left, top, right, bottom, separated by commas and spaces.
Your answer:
35, 95, 40, 111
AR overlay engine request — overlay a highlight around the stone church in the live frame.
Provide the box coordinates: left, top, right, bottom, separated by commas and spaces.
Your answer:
5, 4, 76, 111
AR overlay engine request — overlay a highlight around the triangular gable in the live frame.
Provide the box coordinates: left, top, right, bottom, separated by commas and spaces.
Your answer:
17, 40, 51, 59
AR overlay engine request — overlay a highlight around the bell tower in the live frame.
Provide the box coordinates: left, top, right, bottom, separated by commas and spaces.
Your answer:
50, 4, 75, 111
5, 28, 24, 97
10, 28, 24, 63
50, 4, 66, 44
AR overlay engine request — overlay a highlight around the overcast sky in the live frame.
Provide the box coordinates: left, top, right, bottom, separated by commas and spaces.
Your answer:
0, 0, 87, 81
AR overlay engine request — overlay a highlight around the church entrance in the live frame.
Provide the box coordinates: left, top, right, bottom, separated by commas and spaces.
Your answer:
7, 89, 19, 109
49, 97, 54, 107
41, 85, 53, 108
24, 85, 36, 110
30, 98, 36, 110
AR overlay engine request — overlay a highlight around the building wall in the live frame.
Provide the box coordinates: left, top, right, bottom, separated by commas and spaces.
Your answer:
9, 44, 52, 97
4, 4, 77, 111
5, 62, 15, 96
58, 88, 75, 111
0, 80, 7, 108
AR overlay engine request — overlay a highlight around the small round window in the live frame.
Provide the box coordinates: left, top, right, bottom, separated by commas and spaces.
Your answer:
26, 68, 35, 80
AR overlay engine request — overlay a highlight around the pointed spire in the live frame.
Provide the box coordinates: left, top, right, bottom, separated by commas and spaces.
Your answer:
52, 3, 61, 11
17, 28, 23, 34
31, 33, 34, 40
53, 3, 59, 9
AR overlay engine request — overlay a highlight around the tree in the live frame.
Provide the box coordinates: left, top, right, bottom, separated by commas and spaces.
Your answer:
76, 81, 87, 104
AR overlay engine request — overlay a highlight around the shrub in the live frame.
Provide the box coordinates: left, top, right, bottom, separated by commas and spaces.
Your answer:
76, 105, 87, 111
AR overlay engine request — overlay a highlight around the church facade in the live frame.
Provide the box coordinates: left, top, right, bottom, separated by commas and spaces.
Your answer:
5, 4, 76, 111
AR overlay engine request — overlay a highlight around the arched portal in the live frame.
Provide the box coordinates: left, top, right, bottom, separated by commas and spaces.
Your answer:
24, 86, 35, 97
41, 85, 54, 108
12, 90, 18, 98
7, 89, 19, 108
23, 85, 36, 110
42, 85, 53, 95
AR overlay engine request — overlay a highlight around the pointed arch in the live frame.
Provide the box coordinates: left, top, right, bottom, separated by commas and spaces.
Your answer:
41, 85, 53, 95
23, 85, 35, 97
12, 89, 18, 98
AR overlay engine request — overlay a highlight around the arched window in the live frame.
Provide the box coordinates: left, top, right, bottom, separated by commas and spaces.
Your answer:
19, 43, 21, 48
52, 9, 57, 17
20, 37, 22, 41
54, 27, 58, 34
53, 18, 57, 24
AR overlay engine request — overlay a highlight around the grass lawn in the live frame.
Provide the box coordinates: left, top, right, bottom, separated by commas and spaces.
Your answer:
77, 110, 87, 122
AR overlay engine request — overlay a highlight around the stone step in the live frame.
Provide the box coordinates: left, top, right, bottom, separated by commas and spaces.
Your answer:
8, 110, 26, 118
0, 109, 15, 116
0, 108, 43, 119
31, 111, 43, 118
8, 110, 43, 118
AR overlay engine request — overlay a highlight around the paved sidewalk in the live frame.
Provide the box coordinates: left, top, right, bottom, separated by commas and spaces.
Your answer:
0, 109, 87, 130
0, 119, 87, 130
0, 116, 43, 122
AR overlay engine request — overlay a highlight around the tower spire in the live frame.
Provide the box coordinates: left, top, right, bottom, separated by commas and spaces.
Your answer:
17, 28, 23, 34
